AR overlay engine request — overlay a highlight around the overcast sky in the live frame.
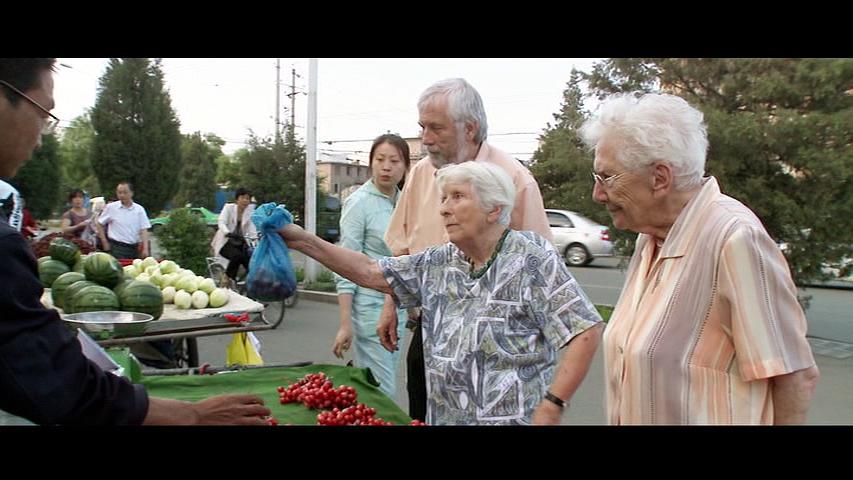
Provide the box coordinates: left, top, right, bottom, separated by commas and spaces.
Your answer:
53, 58, 602, 161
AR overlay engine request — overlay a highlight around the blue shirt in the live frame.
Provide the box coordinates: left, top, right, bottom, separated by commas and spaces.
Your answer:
335, 179, 399, 298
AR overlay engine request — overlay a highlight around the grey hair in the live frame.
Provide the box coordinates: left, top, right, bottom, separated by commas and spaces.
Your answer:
418, 78, 489, 143
435, 162, 515, 226
579, 92, 708, 190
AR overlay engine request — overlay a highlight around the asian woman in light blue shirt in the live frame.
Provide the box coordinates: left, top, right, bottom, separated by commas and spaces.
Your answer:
333, 134, 411, 398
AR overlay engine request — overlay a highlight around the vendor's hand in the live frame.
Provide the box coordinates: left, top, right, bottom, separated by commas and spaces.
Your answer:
193, 394, 271, 425
531, 399, 564, 425
377, 303, 399, 352
332, 324, 353, 359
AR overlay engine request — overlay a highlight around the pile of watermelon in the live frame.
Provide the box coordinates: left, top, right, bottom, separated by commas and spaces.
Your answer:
39, 241, 164, 319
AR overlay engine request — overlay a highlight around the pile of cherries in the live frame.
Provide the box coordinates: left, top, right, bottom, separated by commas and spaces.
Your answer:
277, 372, 358, 410
273, 372, 427, 426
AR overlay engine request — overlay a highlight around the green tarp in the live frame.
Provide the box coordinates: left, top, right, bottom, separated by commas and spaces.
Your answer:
141, 364, 412, 426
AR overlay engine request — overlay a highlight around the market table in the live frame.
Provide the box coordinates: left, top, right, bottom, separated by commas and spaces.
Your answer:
42, 288, 273, 367
141, 363, 413, 425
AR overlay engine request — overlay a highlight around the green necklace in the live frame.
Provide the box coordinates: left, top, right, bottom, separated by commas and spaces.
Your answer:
468, 228, 510, 280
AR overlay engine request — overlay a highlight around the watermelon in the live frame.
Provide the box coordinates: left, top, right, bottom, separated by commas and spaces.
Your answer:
72, 254, 88, 274
48, 237, 81, 267
118, 280, 164, 320
62, 280, 97, 314
50, 272, 86, 310
38, 259, 70, 288
67, 285, 120, 314
83, 252, 123, 288
112, 276, 136, 298
37, 256, 52, 266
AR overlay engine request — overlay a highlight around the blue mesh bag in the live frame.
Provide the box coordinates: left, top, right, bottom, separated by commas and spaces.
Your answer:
246, 203, 297, 301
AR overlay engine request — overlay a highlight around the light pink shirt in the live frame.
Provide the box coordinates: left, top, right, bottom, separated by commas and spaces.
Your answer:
603, 177, 815, 424
385, 141, 552, 255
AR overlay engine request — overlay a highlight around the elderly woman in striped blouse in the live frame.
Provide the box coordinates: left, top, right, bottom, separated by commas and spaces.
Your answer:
278, 161, 603, 425
581, 92, 819, 425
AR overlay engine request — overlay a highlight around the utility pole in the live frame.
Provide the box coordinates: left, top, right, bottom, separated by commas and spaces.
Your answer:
305, 58, 318, 282
275, 58, 281, 143
290, 68, 297, 131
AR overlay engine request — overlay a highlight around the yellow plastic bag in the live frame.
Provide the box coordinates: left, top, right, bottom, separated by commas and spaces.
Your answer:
226, 332, 264, 366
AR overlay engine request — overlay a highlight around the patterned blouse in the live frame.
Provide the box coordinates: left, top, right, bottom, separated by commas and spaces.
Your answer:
379, 229, 602, 425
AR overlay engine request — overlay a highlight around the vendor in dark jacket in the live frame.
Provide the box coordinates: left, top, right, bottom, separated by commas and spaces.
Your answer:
0, 57, 271, 425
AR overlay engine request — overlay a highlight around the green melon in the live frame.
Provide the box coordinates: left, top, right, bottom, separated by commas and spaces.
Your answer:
48, 237, 81, 267
39, 259, 70, 288
38, 256, 52, 266
50, 272, 86, 310
83, 252, 123, 288
62, 280, 98, 314
67, 285, 120, 314
118, 280, 164, 320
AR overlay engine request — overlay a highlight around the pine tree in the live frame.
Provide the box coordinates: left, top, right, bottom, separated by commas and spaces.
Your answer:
58, 113, 99, 196
90, 58, 182, 213
15, 133, 61, 219
174, 132, 221, 209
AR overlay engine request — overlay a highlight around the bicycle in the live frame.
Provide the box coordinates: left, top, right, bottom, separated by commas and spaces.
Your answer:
207, 232, 296, 329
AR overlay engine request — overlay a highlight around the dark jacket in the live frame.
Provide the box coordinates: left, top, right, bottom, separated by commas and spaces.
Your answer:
0, 207, 149, 425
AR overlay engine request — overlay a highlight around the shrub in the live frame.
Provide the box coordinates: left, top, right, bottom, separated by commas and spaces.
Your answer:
155, 208, 212, 274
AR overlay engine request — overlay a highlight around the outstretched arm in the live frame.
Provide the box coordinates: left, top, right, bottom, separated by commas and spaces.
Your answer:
278, 224, 392, 294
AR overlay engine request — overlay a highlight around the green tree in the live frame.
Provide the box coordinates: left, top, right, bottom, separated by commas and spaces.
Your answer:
239, 127, 337, 238
90, 58, 182, 213
155, 207, 213, 275
216, 147, 245, 189
240, 128, 309, 220
15, 133, 62, 219
579, 58, 853, 284
58, 113, 99, 196
173, 132, 221, 209
531, 70, 606, 222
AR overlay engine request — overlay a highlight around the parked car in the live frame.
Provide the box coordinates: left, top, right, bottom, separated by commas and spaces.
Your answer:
545, 209, 614, 266
149, 207, 219, 231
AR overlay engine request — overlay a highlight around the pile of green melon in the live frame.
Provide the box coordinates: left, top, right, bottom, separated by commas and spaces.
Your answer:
121, 256, 231, 311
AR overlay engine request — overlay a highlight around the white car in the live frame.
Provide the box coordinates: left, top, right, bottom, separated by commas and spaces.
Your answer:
545, 209, 614, 266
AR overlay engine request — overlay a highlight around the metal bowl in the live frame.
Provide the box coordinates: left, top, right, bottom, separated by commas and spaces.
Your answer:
62, 311, 154, 340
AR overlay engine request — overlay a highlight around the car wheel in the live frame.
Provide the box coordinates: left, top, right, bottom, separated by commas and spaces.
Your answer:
565, 244, 590, 267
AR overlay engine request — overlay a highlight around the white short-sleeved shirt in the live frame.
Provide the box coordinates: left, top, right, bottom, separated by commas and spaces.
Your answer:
98, 201, 151, 244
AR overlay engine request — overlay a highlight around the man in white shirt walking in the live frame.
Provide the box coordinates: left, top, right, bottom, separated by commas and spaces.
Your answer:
97, 181, 151, 259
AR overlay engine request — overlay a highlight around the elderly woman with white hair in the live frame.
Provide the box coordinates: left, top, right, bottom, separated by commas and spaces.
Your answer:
278, 161, 603, 425
580, 92, 819, 425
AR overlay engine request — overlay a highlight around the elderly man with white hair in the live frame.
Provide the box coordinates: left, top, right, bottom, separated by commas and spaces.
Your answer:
581, 92, 819, 425
278, 161, 603, 425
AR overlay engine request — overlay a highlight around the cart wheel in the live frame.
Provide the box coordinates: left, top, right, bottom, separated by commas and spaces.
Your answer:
262, 298, 287, 329
172, 338, 200, 368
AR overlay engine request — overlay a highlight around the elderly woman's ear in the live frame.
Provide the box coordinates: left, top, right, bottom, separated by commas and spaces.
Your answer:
652, 162, 675, 197
487, 205, 503, 223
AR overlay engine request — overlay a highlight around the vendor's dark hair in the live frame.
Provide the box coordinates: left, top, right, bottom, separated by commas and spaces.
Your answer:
0, 58, 57, 105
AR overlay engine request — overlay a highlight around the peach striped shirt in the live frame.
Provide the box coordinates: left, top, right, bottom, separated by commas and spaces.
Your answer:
385, 141, 552, 256
604, 177, 815, 424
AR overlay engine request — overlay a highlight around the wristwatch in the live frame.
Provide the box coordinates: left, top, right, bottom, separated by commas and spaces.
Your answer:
544, 391, 566, 409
